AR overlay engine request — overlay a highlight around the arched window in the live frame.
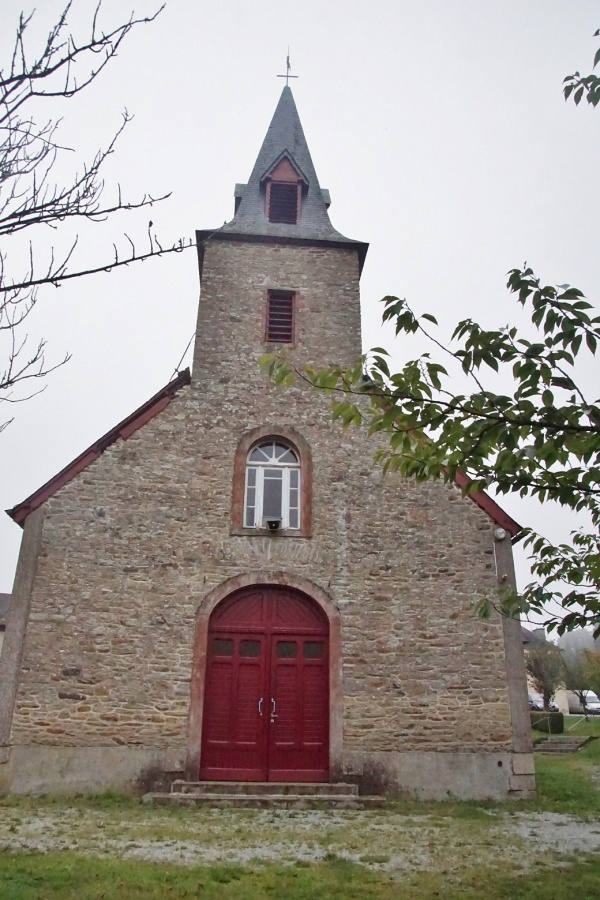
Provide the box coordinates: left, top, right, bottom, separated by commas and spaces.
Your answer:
231, 426, 312, 537
244, 441, 301, 530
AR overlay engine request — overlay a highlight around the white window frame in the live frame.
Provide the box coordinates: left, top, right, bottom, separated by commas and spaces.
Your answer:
244, 442, 301, 530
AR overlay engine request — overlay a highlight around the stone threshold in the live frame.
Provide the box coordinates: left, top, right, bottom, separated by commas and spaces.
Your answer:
142, 780, 385, 809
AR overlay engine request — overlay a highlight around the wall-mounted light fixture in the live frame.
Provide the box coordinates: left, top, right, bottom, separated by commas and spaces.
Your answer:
265, 518, 282, 531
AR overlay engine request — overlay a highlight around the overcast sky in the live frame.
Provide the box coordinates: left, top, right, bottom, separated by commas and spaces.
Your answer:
1, 1, 599, 610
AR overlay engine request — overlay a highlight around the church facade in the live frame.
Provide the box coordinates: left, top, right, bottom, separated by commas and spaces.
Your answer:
0, 88, 534, 799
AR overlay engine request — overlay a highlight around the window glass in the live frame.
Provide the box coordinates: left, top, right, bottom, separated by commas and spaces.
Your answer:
277, 641, 297, 658
274, 443, 297, 463
263, 469, 283, 518
304, 641, 324, 659
249, 446, 270, 463
240, 640, 261, 658
213, 638, 234, 656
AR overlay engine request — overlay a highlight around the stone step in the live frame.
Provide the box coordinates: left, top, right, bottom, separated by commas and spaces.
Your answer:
142, 791, 384, 810
534, 737, 593, 754
170, 780, 358, 797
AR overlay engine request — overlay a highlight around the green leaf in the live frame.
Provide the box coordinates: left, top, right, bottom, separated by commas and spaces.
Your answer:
542, 390, 554, 407
475, 598, 493, 621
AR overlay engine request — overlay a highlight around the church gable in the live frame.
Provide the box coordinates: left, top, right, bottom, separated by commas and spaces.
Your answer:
8, 369, 191, 527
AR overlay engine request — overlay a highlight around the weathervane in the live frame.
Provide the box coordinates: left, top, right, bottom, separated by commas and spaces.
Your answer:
277, 51, 298, 86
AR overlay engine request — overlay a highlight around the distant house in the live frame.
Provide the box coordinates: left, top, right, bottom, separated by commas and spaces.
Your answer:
522, 626, 547, 646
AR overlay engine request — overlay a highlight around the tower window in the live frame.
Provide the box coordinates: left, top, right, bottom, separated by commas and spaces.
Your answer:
268, 182, 298, 223
244, 441, 301, 530
266, 290, 294, 343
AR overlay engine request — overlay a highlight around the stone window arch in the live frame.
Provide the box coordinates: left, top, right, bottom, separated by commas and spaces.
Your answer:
231, 426, 312, 537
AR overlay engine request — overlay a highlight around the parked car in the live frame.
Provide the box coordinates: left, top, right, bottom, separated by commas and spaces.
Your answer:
528, 693, 559, 712
567, 691, 600, 715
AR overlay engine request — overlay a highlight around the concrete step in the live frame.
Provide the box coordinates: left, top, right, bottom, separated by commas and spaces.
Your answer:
170, 780, 359, 797
142, 790, 384, 810
534, 736, 594, 754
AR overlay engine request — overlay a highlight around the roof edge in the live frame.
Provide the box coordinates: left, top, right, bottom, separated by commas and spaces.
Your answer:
453, 470, 522, 537
6, 368, 192, 527
195, 229, 369, 276
259, 150, 309, 187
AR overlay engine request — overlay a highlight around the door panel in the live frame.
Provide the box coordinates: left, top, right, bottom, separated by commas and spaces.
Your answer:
200, 588, 329, 782
200, 633, 267, 781
269, 636, 329, 782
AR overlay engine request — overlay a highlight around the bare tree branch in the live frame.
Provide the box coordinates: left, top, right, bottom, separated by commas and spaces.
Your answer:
0, 2, 192, 431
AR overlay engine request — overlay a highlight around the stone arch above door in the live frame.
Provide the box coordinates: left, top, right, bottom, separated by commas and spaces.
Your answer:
186, 572, 343, 781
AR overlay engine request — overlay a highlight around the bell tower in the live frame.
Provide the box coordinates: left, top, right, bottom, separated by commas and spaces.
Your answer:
191, 87, 368, 389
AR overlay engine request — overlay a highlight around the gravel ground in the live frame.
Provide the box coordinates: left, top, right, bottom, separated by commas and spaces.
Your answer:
1, 806, 600, 873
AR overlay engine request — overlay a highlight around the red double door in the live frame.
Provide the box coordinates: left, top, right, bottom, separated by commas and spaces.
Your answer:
200, 586, 329, 782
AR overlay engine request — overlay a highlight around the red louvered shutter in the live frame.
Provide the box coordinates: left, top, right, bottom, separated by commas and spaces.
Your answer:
268, 182, 298, 223
266, 291, 294, 343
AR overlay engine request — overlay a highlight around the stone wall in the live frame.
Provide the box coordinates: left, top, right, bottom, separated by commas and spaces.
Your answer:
2, 240, 530, 796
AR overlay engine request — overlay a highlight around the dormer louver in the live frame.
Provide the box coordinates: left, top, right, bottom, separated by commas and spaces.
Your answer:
260, 152, 308, 225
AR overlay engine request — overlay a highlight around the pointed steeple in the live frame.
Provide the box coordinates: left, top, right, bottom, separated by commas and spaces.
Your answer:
221, 87, 355, 245
197, 87, 368, 274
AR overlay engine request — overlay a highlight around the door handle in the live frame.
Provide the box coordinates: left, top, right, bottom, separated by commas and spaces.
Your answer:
258, 697, 263, 716
270, 698, 277, 719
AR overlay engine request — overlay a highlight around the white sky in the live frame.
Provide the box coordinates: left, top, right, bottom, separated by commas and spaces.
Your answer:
1, 0, 599, 606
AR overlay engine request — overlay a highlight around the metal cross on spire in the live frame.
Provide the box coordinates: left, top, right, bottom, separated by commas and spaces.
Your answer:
277, 50, 298, 86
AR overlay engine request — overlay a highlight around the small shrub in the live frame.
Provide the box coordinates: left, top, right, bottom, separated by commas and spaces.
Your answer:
531, 711, 564, 734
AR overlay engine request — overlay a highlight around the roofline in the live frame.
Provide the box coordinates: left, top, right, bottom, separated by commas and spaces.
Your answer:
6, 368, 192, 527
259, 150, 309, 187
195, 230, 369, 277
453, 470, 522, 538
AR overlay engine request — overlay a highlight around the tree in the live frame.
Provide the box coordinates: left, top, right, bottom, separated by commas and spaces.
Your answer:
1, 2, 191, 430
563, 651, 594, 717
525, 641, 565, 711
263, 34, 600, 636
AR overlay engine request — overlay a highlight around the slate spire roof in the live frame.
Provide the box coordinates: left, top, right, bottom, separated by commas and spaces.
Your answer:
219, 86, 360, 247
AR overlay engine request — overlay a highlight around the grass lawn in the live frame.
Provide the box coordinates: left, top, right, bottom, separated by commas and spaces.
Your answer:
2, 850, 600, 899
564, 715, 600, 737
2, 738, 600, 899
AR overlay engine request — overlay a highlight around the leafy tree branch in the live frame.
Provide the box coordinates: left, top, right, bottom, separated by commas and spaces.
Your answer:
263, 267, 600, 634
